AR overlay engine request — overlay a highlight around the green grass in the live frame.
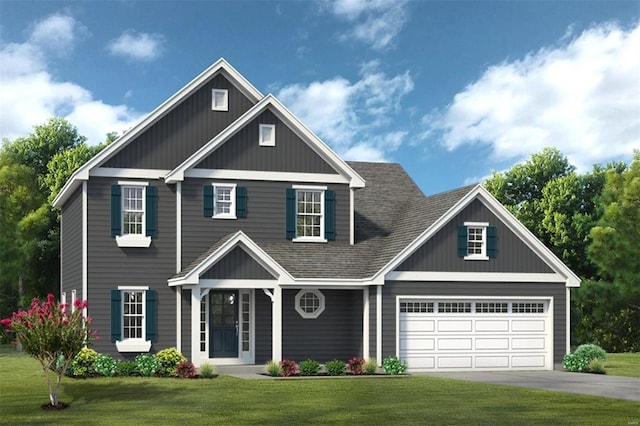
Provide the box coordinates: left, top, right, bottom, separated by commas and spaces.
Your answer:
1, 355, 639, 425
606, 353, 640, 378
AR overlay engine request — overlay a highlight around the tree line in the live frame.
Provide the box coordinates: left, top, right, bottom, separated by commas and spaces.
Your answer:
1, 119, 638, 351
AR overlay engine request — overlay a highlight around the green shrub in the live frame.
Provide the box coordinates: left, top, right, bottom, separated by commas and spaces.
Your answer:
588, 358, 606, 374
264, 360, 281, 377
563, 344, 607, 373
364, 358, 378, 375
574, 344, 606, 362
176, 361, 196, 378
299, 359, 320, 376
135, 354, 161, 376
563, 353, 589, 372
199, 362, 216, 378
69, 348, 99, 377
382, 356, 407, 375
325, 359, 346, 376
94, 354, 117, 376
116, 360, 138, 376
154, 347, 187, 377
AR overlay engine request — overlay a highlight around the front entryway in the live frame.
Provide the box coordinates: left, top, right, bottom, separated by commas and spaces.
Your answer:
210, 291, 239, 358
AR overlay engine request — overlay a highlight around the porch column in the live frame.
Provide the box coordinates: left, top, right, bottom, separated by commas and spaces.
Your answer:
363, 287, 369, 359
272, 286, 282, 361
191, 287, 202, 367
376, 285, 382, 363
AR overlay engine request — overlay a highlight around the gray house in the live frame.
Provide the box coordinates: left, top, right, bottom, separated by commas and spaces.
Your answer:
53, 59, 580, 371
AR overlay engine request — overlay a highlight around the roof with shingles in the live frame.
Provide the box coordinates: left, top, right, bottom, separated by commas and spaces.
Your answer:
173, 161, 476, 281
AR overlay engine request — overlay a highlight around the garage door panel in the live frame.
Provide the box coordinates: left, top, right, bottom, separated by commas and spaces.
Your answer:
512, 337, 545, 350
512, 355, 546, 368
438, 338, 473, 350
476, 356, 509, 368
476, 338, 509, 350
404, 356, 435, 369
400, 337, 435, 351
512, 320, 545, 332
437, 320, 472, 332
475, 320, 509, 332
400, 318, 435, 332
438, 356, 473, 369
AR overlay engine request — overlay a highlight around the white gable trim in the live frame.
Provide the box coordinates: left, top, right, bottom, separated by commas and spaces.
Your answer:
185, 168, 349, 184
52, 58, 262, 208
168, 231, 295, 286
164, 94, 365, 188
376, 185, 580, 288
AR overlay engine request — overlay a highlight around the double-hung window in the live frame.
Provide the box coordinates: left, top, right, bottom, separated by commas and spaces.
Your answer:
285, 186, 335, 242
111, 287, 157, 353
203, 184, 247, 219
111, 181, 157, 248
457, 222, 497, 260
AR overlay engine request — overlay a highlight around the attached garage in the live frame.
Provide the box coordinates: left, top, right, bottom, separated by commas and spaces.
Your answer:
398, 297, 553, 371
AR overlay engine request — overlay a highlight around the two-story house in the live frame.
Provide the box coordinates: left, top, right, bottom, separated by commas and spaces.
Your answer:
53, 59, 579, 371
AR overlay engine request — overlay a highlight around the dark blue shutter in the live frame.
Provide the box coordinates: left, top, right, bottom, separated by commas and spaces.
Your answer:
110, 290, 121, 342
457, 225, 468, 257
486, 226, 497, 258
111, 185, 121, 237
146, 290, 157, 343
145, 186, 157, 237
285, 188, 296, 239
236, 187, 247, 218
203, 185, 214, 217
325, 190, 335, 240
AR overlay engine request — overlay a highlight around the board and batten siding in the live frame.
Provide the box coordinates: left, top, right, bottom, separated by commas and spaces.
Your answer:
61, 187, 83, 299
103, 74, 255, 170
181, 179, 350, 267
196, 109, 338, 174
254, 290, 273, 364
381, 282, 566, 366
396, 199, 554, 273
282, 289, 363, 362
201, 246, 275, 280
86, 178, 177, 357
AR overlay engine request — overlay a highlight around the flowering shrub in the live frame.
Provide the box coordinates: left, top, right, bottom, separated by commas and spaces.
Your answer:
154, 347, 187, 377
325, 359, 346, 376
135, 354, 161, 376
94, 354, 117, 377
382, 356, 407, 375
347, 357, 365, 375
176, 361, 197, 378
563, 344, 607, 373
68, 347, 99, 377
299, 359, 321, 376
0, 294, 95, 407
279, 359, 299, 377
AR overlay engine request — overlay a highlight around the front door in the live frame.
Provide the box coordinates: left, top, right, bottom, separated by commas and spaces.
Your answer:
210, 291, 239, 358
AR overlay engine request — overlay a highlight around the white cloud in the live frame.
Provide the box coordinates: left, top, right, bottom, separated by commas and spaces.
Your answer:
0, 12, 142, 144
108, 30, 164, 61
277, 61, 413, 161
424, 21, 640, 172
320, 0, 409, 50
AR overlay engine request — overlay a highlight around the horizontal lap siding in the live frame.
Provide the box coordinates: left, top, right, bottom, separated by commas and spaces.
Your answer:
282, 289, 363, 362
255, 290, 272, 363
103, 74, 254, 170
196, 109, 337, 174
382, 282, 566, 365
61, 187, 83, 299
87, 178, 177, 357
181, 179, 350, 266
397, 200, 554, 273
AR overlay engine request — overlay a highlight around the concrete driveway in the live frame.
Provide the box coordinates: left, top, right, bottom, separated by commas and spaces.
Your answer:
420, 370, 640, 402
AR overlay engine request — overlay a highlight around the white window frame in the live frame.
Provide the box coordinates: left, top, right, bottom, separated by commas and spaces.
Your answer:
212, 183, 237, 219
464, 221, 489, 261
295, 289, 325, 319
116, 181, 151, 248
293, 185, 326, 242
259, 124, 275, 146
211, 89, 228, 111
116, 286, 151, 352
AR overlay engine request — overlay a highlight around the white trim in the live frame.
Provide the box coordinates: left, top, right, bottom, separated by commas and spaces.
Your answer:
294, 289, 325, 319
199, 279, 277, 289
91, 168, 170, 179
71, 289, 77, 313
82, 182, 87, 316
363, 287, 369, 359
116, 287, 151, 353
211, 183, 237, 219
176, 182, 182, 273
211, 88, 229, 111
116, 340, 152, 352
116, 235, 152, 248
293, 187, 325, 241
262, 288, 275, 302
117, 285, 150, 290
176, 286, 181, 352
117, 180, 149, 186
52, 58, 263, 208
386, 271, 566, 283
464, 221, 489, 227
259, 123, 275, 146
376, 285, 382, 363
350, 188, 355, 245
566, 287, 571, 355
164, 94, 365, 188
374, 185, 581, 288
185, 169, 349, 184
192, 289, 202, 367
272, 286, 282, 361
291, 184, 327, 190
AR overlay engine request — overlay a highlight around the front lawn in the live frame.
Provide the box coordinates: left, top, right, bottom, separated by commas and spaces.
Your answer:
1, 355, 638, 425
606, 353, 640, 378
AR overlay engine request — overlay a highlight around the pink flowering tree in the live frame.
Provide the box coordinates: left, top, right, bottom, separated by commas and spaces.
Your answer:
1, 294, 96, 408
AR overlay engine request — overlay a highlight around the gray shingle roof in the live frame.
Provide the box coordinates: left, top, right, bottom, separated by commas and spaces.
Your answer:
175, 162, 476, 281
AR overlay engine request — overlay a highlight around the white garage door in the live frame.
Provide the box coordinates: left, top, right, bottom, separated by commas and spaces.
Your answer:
399, 299, 552, 371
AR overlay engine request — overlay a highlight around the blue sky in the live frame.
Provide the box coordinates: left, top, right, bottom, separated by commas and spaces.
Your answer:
1, 1, 638, 194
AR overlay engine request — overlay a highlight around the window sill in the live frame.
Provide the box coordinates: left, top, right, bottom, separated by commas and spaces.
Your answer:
116, 235, 152, 248
292, 237, 328, 243
464, 255, 489, 261
116, 340, 152, 352
212, 215, 237, 220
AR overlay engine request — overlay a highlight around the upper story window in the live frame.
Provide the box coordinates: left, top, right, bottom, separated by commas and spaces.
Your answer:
203, 184, 247, 219
211, 89, 228, 111
285, 186, 335, 242
259, 124, 275, 146
457, 222, 496, 260
111, 287, 157, 353
111, 182, 156, 248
